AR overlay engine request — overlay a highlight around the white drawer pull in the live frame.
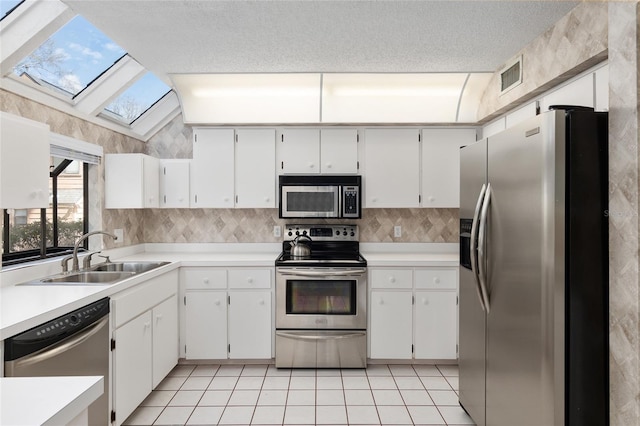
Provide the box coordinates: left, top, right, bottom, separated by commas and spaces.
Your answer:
422, 298, 429, 305
203, 278, 210, 284
259, 299, 265, 305
215, 300, 221, 306
378, 299, 384, 305
247, 277, 254, 284
388, 276, 396, 284
433, 277, 441, 284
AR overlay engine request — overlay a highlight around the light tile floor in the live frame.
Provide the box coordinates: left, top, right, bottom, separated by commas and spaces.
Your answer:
123, 364, 475, 426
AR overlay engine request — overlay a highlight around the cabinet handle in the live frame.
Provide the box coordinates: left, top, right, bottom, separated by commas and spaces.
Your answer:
247, 277, 253, 284
309, 163, 315, 169
224, 197, 229, 202
428, 196, 435, 203
433, 277, 441, 284
422, 298, 429, 305
378, 299, 384, 305
388, 276, 396, 284
372, 197, 378, 203
264, 197, 270, 202
215, 300, 221, 306
203, 278, 210, 284
156, 314, 163, 322
259, 299, 265, 305
326, 163, 332, 169
144, 322, 151, 329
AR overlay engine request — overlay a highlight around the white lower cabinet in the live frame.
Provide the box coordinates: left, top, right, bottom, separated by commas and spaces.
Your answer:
228, 291, 272, 359
113, 311, 152, 426
185, 291, 228, 359
369, 267, 458, 361
370, 291, 413, 359
414, 291, 457, 359
111, 271, 178, 425
182, 267, 273, 360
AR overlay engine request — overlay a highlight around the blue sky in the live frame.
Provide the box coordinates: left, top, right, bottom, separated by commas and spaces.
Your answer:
9, 7, 170, 122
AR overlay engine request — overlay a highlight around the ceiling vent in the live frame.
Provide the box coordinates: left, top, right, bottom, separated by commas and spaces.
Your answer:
500, 55, 523, 94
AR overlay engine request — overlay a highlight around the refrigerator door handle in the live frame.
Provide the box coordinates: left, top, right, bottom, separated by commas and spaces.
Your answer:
477, 183, 491, 313
470, 183, 487, 311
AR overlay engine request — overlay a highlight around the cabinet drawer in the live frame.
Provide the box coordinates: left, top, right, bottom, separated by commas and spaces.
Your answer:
415, 268, 457, 290
370, 269, 413, 289
228, 268, 272, 289
112, 270, 178, 328
181, 268, 227, 290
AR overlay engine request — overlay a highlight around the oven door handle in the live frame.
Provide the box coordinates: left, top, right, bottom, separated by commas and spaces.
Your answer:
276, 331, 366, 341
277, 268, 367, 277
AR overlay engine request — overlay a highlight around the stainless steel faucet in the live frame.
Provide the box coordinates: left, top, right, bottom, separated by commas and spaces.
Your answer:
63, 231, 118, 273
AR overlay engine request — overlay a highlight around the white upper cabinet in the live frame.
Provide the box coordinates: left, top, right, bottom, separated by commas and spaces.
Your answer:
278, 129, 320, 174
191, 128, 234, 208
0, 112, 50, 209
320, 128, 358, 174
421, 129, 476, 208
105, 153, 159, 209
160, 159, 190, 208
235, 129, 276, 208
364, 128, 420, 207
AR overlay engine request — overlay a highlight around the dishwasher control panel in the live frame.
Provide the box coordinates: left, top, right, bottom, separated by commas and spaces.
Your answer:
4, 297, 110, 361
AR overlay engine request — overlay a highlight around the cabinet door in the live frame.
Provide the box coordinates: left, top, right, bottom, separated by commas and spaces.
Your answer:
279, 129, 320, 174
143, 155, 160, 208
185, 291, 227, 359
0, 112, 49, 209
235, 129, 276, 208
105, 154, 159, 209
191, 128, 234, 208
114, 311, 153, 425
364, 129, 420, 207
160, 160, 190, 208
414, 291, 457, 360
320, 128, 358, 174
152, 295, 179, 388
421, 129, 475, 208
228, 291, 272, 359
369, 291, 413, 359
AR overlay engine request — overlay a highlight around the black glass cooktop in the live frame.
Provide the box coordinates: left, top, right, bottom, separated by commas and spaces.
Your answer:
275, 242, 367, 267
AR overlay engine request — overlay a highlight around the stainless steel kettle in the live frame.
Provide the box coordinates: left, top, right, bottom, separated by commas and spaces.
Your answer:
289, 234, 312, 258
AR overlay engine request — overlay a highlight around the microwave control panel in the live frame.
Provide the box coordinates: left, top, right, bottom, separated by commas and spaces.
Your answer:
342, 186, 360, 218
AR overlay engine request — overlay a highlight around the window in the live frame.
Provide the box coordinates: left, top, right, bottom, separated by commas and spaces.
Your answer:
0, 0, 22, 20
13, 15, 126, 97
103, 72, 171, 124
2, 157, 88, 265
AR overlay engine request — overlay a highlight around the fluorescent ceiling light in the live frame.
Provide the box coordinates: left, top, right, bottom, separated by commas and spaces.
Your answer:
328, 87, 462, 97
192, 87, 318, 98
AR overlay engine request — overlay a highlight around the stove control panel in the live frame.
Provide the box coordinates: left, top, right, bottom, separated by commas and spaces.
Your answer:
285, 225, 359, 241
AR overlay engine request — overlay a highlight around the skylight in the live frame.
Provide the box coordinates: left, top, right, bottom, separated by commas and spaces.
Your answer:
13, 15, 126, 97
103, 72, 171, 124
0, 0, 22, 20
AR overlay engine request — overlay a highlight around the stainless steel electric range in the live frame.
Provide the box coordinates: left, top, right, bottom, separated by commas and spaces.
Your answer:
275, 224, 367, 369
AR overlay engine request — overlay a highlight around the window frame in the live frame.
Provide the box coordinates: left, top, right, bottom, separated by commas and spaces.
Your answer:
2, 162, 89, 266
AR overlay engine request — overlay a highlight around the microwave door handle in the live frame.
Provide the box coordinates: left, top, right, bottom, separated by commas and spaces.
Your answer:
277, 268, 367, 277
470, 184, 487, 312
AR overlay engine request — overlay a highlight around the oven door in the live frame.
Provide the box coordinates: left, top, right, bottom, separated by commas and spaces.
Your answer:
276, 267, 367, 329
280, 185, 340, 218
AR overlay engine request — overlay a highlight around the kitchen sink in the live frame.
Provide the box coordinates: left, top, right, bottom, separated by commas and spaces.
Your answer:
91, 261, 170, 273
20, 261, 170, 286
31, 271, 136, 285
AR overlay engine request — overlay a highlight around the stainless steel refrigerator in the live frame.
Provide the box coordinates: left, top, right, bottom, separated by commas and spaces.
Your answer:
459, 108, 609, 426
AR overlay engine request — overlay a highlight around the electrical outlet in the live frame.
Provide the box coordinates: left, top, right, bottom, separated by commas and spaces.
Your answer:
273, 225, 282, 237
114, 229, 124, 244
394, 225, 402, 238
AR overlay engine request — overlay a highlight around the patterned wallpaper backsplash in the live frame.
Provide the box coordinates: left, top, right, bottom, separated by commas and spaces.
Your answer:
143, 207, 459, 243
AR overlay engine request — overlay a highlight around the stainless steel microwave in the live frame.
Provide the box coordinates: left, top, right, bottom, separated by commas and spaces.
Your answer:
279, 175, 361, 219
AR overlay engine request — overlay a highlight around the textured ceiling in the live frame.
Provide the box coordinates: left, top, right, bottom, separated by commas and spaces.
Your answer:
62, 0, 577, 85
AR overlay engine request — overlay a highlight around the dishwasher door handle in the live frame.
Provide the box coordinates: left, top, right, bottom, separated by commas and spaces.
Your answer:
9, 315, 109, 369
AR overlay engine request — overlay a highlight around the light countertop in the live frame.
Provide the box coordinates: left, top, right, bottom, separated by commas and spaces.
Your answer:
0, 376, 103, 426
1, 243, 458, 340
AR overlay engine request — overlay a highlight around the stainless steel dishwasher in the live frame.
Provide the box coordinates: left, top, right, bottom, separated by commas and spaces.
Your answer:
4, 297, 110, 426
